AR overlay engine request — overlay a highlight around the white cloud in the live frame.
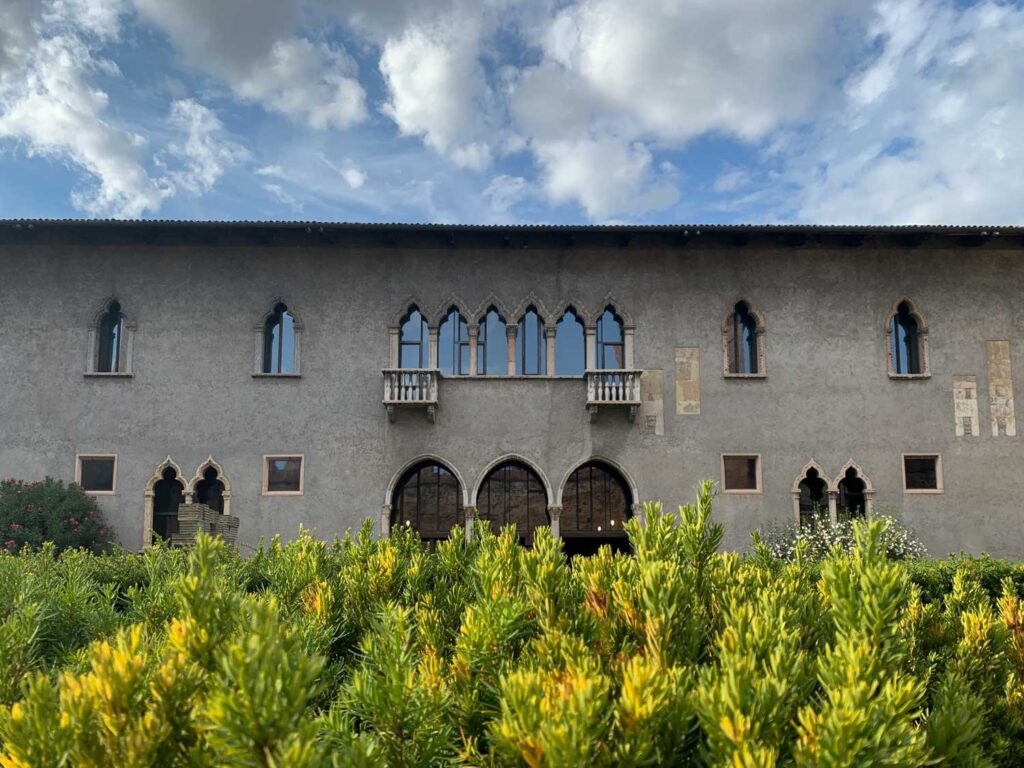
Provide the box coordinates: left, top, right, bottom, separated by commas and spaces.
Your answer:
483, 174, 530, 213
533, 136, 678, 220
0, 31, 168, 216
133, 0, 367, 129
164, 99, 248, 196
341, 166, 366, 189
792, 0, 1024, 224
263, 182, 303, 210
0, 0, 37, 87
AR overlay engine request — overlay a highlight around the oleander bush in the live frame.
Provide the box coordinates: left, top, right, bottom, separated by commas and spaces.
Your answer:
2, 480, 1024, 766
757, 506, 927, 562
0, 477, 115, 554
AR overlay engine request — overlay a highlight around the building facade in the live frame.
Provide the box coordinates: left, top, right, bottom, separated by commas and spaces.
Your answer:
0, 221, 1021, 557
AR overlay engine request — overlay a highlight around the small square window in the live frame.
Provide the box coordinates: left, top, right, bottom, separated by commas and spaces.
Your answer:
77, 455, 116, 494
263, 455, 303, 495
722, 454, 761, 493
903, 454, 942, 493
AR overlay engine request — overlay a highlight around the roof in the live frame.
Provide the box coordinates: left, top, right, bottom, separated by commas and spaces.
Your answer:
0, 219, 1021, 249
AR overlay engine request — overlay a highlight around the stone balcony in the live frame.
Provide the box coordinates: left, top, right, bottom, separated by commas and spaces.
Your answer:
383, 368, 438, 422
586, 369, 642, 422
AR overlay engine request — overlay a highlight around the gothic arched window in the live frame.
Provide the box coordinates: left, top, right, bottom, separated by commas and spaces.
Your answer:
797, 467, 828, 528
555, 308, 585, 375
477, 307, 507, 375
516, 307, 546, 375
477, 461, 548, 544
596, 307, 624, 369
153, 467, 185, 542
890, 301, 922, 375
263, 302, 296, 374
392, 461, 463, 543
438, 307, 470, 375
726, 301, 759, 375
561, 461, 632, 536
399, 307, 429, 368
96, 300, 125, 373
837, 467, 867, 521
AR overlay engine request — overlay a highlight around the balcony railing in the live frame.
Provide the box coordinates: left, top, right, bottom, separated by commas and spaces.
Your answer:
383, 368, 438, 422
586, 369, 642, 422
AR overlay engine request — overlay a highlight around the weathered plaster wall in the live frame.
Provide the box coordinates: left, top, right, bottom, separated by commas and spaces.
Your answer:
0, 228, 1021, 556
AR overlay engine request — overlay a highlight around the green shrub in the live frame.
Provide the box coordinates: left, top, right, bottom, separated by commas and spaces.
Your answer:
1, 478, 115, 554
757, 506, 927, 562
2, 483, 1024, 766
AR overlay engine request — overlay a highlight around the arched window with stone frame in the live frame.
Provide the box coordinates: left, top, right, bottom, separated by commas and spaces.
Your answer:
473, 456, 552, 546
558, 459, 636, 556
254, 299, 303, 376
830, 460, 874, 521
398, 306, 430, 369
595, 307, 625, 369
187, 457, 231, 516
886, 297, 929, 377
438, 305, 471, 376
143, 457, 185, 547
722, 299, 765, 377
86, 297, 136, 375
388, 458, 465, 545
554, 305, 586, 376
791, 460, 830, 529
515, 306, 546, 376
476, 305, 508, 375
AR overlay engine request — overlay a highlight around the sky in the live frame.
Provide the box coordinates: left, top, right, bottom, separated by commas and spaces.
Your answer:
0, 0, 1022, 225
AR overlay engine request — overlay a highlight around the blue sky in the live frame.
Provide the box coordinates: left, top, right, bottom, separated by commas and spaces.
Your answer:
1, 0, 1022, 224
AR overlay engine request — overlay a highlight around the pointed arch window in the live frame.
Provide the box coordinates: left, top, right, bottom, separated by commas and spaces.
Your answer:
725, 301, 762, 376
87, 298, 135, 376
837, 467, 867, 521
439, 307, 470, 375
596, 307, 624, 369
152, 467, 185, 543
399, 307, 429, 368
516, 307, 546, 376
477, 307, 507, 375
888, 299, 928, 377
477, 461, 548, 545
555, 308, 585, 375
193, 466, 226, 513
560, 461, 633, 537
392, 461, 464, 544
796, 467, 828, 528
263, 302, 296, 374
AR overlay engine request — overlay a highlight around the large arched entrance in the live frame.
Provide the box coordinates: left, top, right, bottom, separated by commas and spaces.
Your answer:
560, 460, 634, 556
391, 460, 464, 545
476, 460, 550, 546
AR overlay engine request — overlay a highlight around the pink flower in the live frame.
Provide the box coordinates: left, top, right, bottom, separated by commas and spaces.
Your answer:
4, 540, 15, 550
9, 523, 21, 531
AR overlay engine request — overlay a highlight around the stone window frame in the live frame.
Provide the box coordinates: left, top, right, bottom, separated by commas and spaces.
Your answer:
885, 296, 930, 379
790, 459, 831, 525
512, 294, 551, 376
85, 296, 136, 377
720, 453, 763, 494
829, 458, 875, 518
143, 456, 185, 549
262, 454, 305, 496
471, 453, 554, 545
721, 298, 766, 379
253, 298, 304, 378
388, 293, 635, 378
75, 453, 117, 496
186, 456, 233, 515
901, 452, 943, 495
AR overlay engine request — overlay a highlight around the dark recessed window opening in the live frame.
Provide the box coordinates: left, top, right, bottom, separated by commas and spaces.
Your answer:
561, 461, 632, 537
723, 455, 759, 491
798, 467, 828, 528
79, 456, 115, 493
838, 467, 867, 520
195, 466, 225, 512
266, 457, 302, 493
904, 455, 940, 491
477, 461, 548, 545
392, 461, 463, 543
263, 302, 296, 374
153, 467, 184, 541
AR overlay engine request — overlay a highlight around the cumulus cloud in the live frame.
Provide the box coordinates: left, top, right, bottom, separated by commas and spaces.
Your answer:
483, 174, 530, 213
164, 99, 248, 196
133, 0, 367, 129
0, 27, 168, 216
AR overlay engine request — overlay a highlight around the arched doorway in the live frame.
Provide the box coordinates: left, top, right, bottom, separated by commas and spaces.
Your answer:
476, 460, 549, 546
391, 460, 464, 545
153, 467, 185, 542
560, 461, 634, 556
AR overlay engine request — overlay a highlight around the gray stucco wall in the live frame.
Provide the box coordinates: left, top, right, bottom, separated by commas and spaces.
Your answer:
1, 225, 1021, 556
